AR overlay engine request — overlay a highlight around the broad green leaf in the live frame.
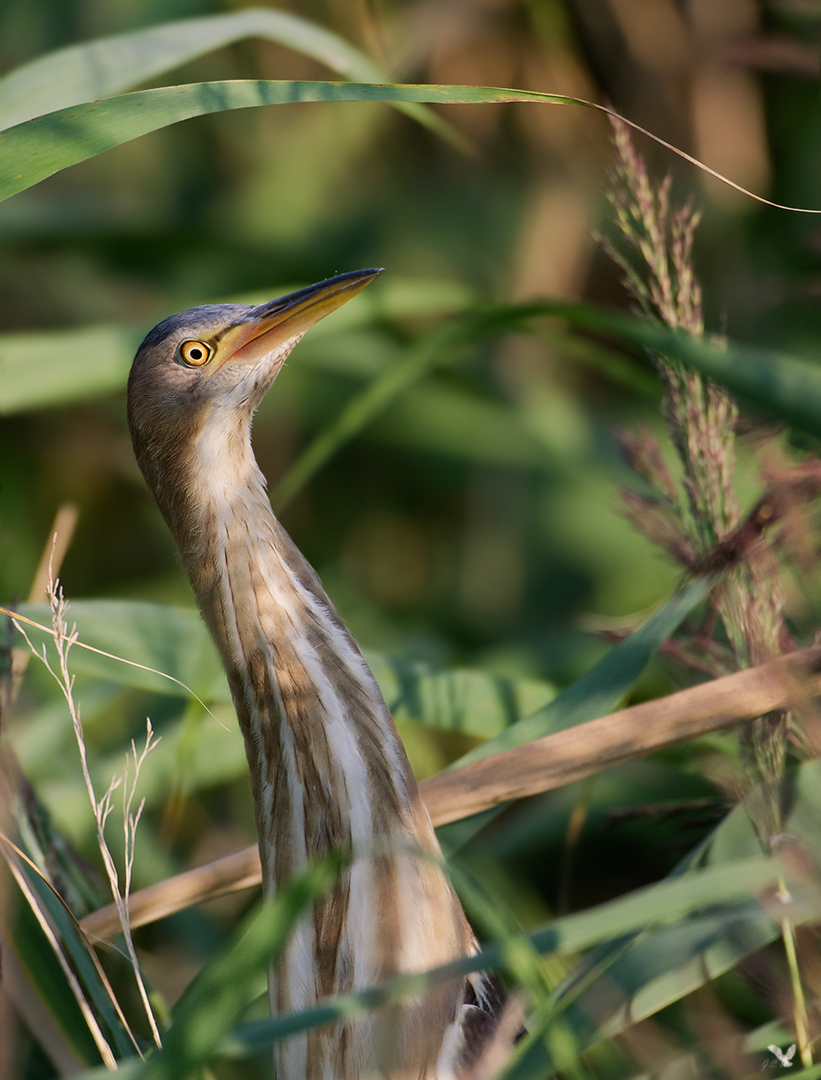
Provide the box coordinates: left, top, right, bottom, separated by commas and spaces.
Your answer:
0, 11, 384, 129
16, 601, 226, 700
0, 323, 144, 414
21, 711, 245, 842
438, 574, 717, 852
371, 655, 555, 740
0, 10, 454, 145
0, 81, 584, 203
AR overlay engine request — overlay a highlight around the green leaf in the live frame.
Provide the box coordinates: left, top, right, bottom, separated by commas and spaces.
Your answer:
140, 853, 346, 1080
503, 909, 780, 1079
0, 10, 456, 146
210, 855, 788, 1059
15, 855, 140, 1060
545, 300, 821, 441
515, 758, 821, 1076
437, 574, 718, 853
0, 323, 144, 414
4, 900, 103, 1070
0, 81, 585, 203
14, 600, 552, 741
16, 601, 227, 700
370, 654, 555, 740
53, 849, 813, 1077
0, 11, 383, 129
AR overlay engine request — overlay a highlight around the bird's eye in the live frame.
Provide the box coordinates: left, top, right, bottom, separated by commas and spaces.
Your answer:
179, 340, 213, 367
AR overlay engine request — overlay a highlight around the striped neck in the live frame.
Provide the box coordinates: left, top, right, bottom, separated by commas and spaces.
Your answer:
171, 443, 475, 1080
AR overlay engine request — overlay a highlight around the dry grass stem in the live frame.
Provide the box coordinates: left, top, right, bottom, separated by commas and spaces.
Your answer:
5, 506, 77, 717
81, 643, 821, 940
12, 556, 163, 1049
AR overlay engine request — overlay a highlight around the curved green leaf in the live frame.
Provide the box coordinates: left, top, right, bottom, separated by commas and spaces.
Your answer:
10, 855, 140, 1060
512, 759, 821, 1076
0, 81, 582, 203
0, 9, 459, 148
0, 10, 385, 130
199, 856, 789, 1062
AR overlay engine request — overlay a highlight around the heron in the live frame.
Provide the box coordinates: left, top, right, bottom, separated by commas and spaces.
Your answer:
127, 269, 503, 1079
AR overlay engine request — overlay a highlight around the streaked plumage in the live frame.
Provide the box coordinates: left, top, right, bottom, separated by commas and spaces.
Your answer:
127, 270, 503, 1078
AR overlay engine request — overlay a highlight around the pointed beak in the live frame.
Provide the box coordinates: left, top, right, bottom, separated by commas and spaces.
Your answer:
217, 268, 383, 365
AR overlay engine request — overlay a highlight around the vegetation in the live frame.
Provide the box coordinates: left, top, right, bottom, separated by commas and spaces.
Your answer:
3, 1, 821, 1076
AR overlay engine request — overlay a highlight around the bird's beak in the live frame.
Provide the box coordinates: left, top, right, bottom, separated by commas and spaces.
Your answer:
217, 268, 383, 365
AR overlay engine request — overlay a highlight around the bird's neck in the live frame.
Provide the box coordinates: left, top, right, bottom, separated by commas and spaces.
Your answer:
173, 438, 422, 859
167, 434, 474, 1078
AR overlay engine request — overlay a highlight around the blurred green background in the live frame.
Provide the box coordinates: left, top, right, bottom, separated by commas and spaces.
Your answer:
3, 0, 821, 1069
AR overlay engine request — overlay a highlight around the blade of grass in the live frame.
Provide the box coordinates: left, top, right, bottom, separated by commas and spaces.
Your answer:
437, 574, 716, 852
504, 758, 821, 1077
69, 854, 798, 1078
207, 856, 797, 1059
0, 9, 457, 146
2, 80, 818, 211
543, 300, 821, 441
2, 842, 116, 1067
138, 852, 348, 1080
0, 921, 96, 1073
1, 834, 142, 1059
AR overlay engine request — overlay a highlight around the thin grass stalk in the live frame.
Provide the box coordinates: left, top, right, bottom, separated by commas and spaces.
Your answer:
779, 873, 812, 1068
48, 579, 162, 1050
14, 556, 163, 1049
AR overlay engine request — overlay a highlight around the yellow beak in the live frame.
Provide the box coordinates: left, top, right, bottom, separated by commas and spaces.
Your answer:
217, 268, 383, 364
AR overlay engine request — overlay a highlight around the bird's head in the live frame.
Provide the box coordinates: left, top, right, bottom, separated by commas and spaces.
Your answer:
127, 268, 382, 515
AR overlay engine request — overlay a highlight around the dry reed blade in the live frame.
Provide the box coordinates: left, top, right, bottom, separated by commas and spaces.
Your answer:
81, 644, 821, 940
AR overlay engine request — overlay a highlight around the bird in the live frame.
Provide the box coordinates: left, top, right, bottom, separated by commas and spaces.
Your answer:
127, 270, 504, 1080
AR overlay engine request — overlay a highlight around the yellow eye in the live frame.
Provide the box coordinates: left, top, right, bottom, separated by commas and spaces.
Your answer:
179, 340, 212, 367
